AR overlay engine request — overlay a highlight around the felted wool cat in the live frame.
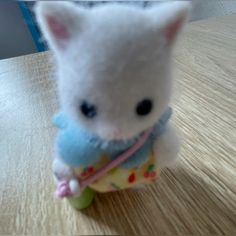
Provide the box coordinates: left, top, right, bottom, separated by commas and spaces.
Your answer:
35, 1, 190, 209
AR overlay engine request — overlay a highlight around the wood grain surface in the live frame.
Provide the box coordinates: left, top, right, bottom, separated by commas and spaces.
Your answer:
0, 14, 236, 235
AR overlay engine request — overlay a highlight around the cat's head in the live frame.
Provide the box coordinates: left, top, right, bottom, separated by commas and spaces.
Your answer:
36, 1, 190, 141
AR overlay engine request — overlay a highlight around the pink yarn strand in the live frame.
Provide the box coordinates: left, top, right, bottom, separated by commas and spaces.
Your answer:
55, 127, 153, 198
79, 128, 153, 191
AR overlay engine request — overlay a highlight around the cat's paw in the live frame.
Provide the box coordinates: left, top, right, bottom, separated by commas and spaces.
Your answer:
55, 179, 81, 198
154, 125, 180, 167
69, 179, 81, 196
52, 157, 82, 198
52, 157, 74, 184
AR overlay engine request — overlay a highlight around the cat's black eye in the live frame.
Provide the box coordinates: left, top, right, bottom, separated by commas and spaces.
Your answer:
136, 99, 153, 116
80, 101, 97, 119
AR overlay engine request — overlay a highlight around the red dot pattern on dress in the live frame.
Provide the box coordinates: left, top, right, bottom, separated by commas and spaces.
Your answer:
144, 172, 149, 178
80, 166, 94, 177
144, 164, 156, 179
128, 173, 136, 183
81, 172, 87, 177
88, 166, 94, 173
150, 171, 156, 178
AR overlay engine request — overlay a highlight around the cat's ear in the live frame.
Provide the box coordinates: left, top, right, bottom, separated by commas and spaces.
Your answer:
149, 1, 191, 46
35, 1, 85, 53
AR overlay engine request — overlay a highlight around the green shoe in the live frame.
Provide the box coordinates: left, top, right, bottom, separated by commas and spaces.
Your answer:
68, 187, 96, 210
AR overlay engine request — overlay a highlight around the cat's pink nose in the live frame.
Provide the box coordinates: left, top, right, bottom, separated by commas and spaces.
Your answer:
112, 132, 123, 140
105, 129, 124, 140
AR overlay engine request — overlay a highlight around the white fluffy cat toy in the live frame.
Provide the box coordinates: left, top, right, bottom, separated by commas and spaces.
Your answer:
36, 1, 190, 209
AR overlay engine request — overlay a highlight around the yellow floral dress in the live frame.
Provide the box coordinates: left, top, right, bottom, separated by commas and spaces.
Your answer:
73, 149, 160, 192
53, 107, 171, 193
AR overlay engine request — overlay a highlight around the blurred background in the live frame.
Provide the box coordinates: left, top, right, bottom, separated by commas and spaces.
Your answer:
1, 0, 236, 60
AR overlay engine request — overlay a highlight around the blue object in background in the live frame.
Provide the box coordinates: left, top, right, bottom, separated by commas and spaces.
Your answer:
17, 1, 47, 52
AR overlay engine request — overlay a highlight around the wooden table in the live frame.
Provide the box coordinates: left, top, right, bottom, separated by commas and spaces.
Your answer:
0, 14, 236, 235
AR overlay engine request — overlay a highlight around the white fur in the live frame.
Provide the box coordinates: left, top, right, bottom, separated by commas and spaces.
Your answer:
69, 179, 81, 196
35, 1, 190, 141
154, 125, 180, 167
52, 157, 74, 184
53, 158, 81, 196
